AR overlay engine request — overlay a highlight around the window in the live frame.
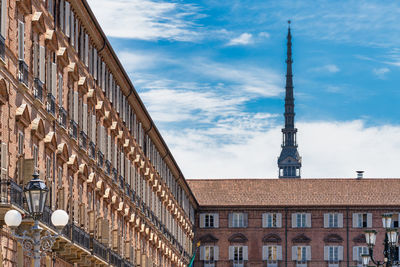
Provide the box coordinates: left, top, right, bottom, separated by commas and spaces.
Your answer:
324, 246, 341, 262
263, 213, 281, 228
33, 144, 38, 168
353, 213, 372, 228
297, 246, 307, 262
353, 246, 368, 264
324, 213, 343, 228
200, 213, 219, 228
234, 246, 243, 261
230, 212, 247, 228
267, 246, 277, 260
58, 166, 63, 188
292, 246, 310, 264
229, 245, 247, 267
297, 213, 306, 228
18, 20, 24, 60
46, 156, 51, 180
48, 0, 55, 17
205, 246, 214, 261
0, 0, 7, 39
17, 131, 24, 155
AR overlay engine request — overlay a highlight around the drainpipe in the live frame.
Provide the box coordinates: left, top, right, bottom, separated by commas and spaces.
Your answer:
346, 207, 350, 267
285, 207, 288, 267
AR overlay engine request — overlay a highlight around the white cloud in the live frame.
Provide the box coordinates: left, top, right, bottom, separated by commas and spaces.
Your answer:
310, 64, 340, 73
373, 67, 390, 79
86, 0, 201, 41
227, 33, 253, 46
163, 120, 400, 179
259, 32, 270, 38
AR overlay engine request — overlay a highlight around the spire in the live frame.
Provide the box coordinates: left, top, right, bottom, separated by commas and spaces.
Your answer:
278, 21, 302, 178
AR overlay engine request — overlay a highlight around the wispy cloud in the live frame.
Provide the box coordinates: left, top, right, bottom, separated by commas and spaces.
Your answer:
87, 0, 202, 41
373, 67, 390, 79
310, 64, 340, 73
227, 33, 253, 46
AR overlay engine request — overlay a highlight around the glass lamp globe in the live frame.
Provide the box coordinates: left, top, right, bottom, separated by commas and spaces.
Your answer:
4, 210, 22, 228
365, 230, 377, 247
361, 254, 370, 266
382, 214, 392, 229
51, 209, 69, 228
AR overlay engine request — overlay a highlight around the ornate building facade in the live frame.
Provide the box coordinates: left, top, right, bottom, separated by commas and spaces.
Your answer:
188, 179, 400, 267
0, 0, 197, 266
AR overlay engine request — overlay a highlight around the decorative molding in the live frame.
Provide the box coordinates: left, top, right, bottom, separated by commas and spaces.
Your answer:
263, 233, 282, 243
353, 234, 366, 243
228, 233, 248, 243
292, 234, 311, 243
324, 234, 343, 243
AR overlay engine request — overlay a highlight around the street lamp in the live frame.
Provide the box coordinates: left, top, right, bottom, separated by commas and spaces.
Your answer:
363, 214, 399, 267
4, 173, 69, 267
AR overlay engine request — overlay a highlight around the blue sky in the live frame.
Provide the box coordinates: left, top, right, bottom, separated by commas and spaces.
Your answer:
88, 0, 400, 178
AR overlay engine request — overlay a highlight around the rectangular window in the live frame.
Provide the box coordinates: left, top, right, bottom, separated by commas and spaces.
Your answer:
204, 246, 214, 261
205, 214, 214, 228
267, 246, 277, 261
46, 156, 51, 180
33, 144, 38, 168
234, 246, 243, 261
297, 213, 306, 228
329, 213, 338, 228
18, 20, 24, 60
358, 213, 368, 228
58, 166, 63, 188
265, 213, 280, 228
232, 213, 245, 228
48, 0, 54, 17
0, 0, 7, 38
58, 73, 63, 106
18, 131, 24, 155
297, 246, 307, 262
357, 247, 368, 263
328, 246, 338, 262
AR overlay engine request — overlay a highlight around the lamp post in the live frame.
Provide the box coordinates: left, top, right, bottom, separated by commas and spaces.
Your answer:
4, 173, 69, 267
362, 214, 399, 267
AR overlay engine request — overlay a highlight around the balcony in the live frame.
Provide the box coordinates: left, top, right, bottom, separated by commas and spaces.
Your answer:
58, 107, 67, 129
69, 120, 78, 140
93, 238, 109, 262
109, 249, 123, 267
89, 142, 96, 160
33, 78, 44, 102
0, 179, 24, 209
105, 160, 111, 175
97, 150, 103, 166
112, 169, 118, 184
47, 94, 56, 116
80, 131, 87, 150
0, 34, 5, 62
71, 224, 91, 251
18, 60, 29, 87
119, 175, 124, 189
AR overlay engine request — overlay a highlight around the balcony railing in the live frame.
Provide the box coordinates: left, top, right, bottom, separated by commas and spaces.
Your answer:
89, 142, 96, 160
97, 150, 103, 166
47, 94, 56, 116
18, 60, 29, 87
33, 78, 44, 102
109, 249, 123, 267
71, 224, 90, 251
93, 238, 109, 262
112, 169, 118, 184
119, 175, 124, 189
70, 120, 78, 140
58, 107, 67, 128
80, 131, 87, 150
105, 160, 111, 175
0, 34, 5, 61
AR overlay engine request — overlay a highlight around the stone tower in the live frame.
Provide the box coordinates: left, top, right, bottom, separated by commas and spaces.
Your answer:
278, 21, 302, 178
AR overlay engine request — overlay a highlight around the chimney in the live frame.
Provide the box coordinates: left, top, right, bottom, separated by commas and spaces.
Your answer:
356, 171, 364, 179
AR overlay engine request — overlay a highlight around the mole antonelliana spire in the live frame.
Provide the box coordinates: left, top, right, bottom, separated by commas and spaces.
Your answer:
278, 20, 302, 178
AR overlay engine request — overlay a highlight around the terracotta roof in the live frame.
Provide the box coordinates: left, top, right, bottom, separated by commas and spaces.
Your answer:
186, 179, 400, 207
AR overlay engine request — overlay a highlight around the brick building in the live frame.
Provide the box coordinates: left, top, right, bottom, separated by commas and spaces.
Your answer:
0, 0, 197, 266
188, 179, 400, 267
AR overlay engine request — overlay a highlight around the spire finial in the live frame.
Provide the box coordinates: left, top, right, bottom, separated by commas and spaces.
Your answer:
288, 20, 291, 26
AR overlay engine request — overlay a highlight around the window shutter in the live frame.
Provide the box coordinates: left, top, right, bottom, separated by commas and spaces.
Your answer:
33, 43, 38, 77
324, 246, 329, 261
228, 246, 234, 260
228, 213, 233, 228
291, 246, 297, 261
338, 246, 344, 260
262, 213, 267, 228
113, 143, 117, 167
338, 213, 343, 228
306, 213, 311, 227
353, 246, 359, 261
367, 213, 372, 228
1, 142, 8, 180
214, 246, 219, 261
83, 104, 88, 133
73, 92, 78, 122
244, 213, 248, 228
88, 210, 95, 233
74, 17, 79, 49
243, 246, 248, 261
101, 219, 109, 244
262, 246, 267, 260
84, 33, 89, 66
306, 246, 311, 261
277, 246, 282, 260
277, 213, 282, 228
70, 11, 74, 45
214, 213, 219, 228
59, 0, 64, 31
199, 214, 205, 228
1, 0, 7, 38
39, 46, 45, 82
65, 2, 70, 37
58, 73, 63, 105
199, 246, 204, 261
324, 213, 329, 228
292, 213, 297, 228
18, 21, 24, 60
352, 213, 359, 228
91, 115, 96, 142
107, 135, 111, 161
51, 63, 57, 96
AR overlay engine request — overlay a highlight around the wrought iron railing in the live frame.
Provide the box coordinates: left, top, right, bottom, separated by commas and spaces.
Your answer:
80, 131, 87, 150
113, 169, 118, 184
33, 78, 44, 102
93, 238, 109, 262
119, 175, 124, 189
47, 94, 56, 115
0, 34, 5, 61
97, 150, 103, 166
69, 120, 78, 139
89, 142, 96, 160
71, 224, 90, 250
109, 249, 123, 267
18, 60, 29, 87
58, 107, 67, 128
105, 160, 111, 175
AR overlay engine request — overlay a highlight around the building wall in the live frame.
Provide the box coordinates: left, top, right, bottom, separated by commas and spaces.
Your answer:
0, 0, 196, 266
194, 207, 397, 267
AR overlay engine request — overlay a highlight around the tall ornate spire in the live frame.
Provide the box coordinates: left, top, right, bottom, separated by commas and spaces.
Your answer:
278, 21, 302, 178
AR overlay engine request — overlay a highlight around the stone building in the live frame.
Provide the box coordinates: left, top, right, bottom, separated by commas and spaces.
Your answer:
188, 179, 400, 267
0, 0, 197, 266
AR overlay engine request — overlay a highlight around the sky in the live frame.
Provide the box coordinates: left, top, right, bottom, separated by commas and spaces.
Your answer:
87, 0, 400, 178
